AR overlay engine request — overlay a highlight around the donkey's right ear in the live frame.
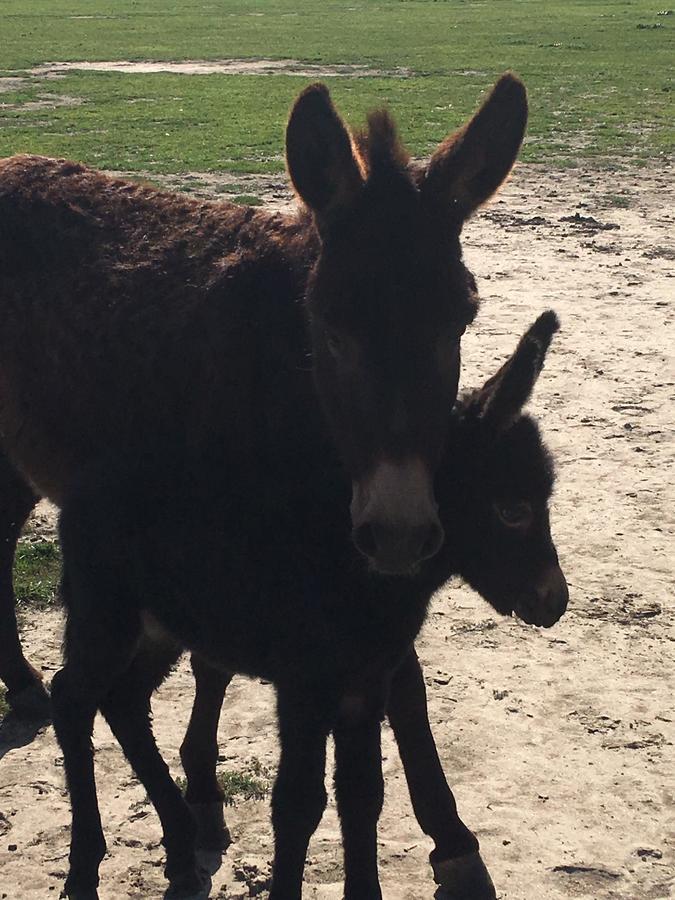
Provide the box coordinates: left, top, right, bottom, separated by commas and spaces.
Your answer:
422, 73, 527, 221
286, 84, 364, 230
471, 311, 559, 431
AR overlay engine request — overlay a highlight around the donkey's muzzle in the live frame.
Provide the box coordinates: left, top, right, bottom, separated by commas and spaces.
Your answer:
352, 519, 444, 576
350, 457, 445, 575
514, 564, 569, 627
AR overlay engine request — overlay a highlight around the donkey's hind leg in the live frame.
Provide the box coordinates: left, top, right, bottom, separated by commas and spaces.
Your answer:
387, 650, 495, 899
0, 453, 46, 718
180, 653, 233, 852
51, 594, 142, 899
52, 492, 199, 899
99, 638, 207, 898
53, 567, 204, 896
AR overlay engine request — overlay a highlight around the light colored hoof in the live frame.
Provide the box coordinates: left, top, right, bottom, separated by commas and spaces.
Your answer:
432, 852, 496, 900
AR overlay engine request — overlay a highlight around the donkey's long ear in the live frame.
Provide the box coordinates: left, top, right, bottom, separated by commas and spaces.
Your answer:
422, 73, 527, 220
286, 83, 364, 229
470, 311, 559, 431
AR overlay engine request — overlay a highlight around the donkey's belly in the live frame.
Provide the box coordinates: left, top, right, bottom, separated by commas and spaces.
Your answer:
140, 552, 430, 698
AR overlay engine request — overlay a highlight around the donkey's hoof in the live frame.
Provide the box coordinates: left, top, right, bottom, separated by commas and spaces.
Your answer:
188, 800, 232, 852
432, 851, 496, 900
60, 887, 99, 900
7, 681, 51, 721
165, 866, 211, 900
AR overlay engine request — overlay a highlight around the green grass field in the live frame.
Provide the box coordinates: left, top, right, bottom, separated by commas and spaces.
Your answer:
14, 541, 61, 608
0, 1, 672, 174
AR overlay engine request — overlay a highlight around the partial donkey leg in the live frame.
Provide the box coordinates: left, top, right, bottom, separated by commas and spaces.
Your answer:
333, 699, 385, 900
51, 591, 141, 899
0, 452, 46, 718
98, 637, 207, 898
53, 500, 203, 899
270, 686, 332, 900
180, 653, 234, 853
387, 650, 495, 900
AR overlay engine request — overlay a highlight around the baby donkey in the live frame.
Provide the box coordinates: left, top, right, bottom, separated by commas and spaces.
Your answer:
51, 313, 568, 900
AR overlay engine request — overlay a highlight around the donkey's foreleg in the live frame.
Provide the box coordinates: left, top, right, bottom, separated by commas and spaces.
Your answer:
179, 653, 233, 852
269, 687, 331, 900
333, 712, 384, 899
99, 639, 206, 897
0, 456, 46, 718
387, 649, 495, 900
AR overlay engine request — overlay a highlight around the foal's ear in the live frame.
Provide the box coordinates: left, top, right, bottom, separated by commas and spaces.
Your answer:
422, 73, 527, 220
286, 83, 363, 229
472, 311, 559, 431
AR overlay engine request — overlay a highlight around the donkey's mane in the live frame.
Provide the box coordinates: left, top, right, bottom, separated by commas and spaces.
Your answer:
353, 110, 410, 180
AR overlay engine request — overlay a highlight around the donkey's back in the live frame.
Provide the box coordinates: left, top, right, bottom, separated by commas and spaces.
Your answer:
0, 155, 314, 501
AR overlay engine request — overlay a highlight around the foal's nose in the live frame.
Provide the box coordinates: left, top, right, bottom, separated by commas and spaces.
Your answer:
352, 519, 445, 575
534, 564, 569, 626
515, 564, 569, 627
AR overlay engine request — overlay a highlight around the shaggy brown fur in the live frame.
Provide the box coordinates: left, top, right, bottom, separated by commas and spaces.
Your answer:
0, 74, 531, 896
0, 153, 313, 501
49, 313, 566, 900
0, 73, 527, 577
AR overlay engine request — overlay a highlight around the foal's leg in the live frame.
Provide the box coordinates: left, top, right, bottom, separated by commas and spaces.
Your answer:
54, 607, 205, 898
180, 653, 233, 851
51, 599, 141, 899
53, 498, 202, 899
387, 650, 496, 899
333, 709, 384, 899
0, 455, 47, 718
98, 638, 205, 897
270, 687, 331, 900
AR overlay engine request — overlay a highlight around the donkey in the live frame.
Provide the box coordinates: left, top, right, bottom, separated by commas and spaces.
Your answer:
51, 312, 567, 900
0, 73, 527, 589
0, 73, 527, 719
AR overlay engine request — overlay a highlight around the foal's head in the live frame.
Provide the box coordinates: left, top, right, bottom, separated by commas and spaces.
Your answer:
286, 74, 528, 575
442, 311, 568, 627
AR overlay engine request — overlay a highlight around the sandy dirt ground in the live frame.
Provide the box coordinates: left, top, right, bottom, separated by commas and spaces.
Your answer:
0, 161, 673, 900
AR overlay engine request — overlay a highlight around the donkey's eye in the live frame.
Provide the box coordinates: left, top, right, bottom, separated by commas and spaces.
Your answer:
494, 501, 533, 529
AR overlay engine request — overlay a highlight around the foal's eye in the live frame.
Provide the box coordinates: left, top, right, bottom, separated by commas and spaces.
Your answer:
494, 501, 533, 529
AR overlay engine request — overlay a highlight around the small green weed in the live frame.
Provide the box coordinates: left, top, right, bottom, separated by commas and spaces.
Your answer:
0, 686, 9, 718
606, 194, 631, 208
177, 758, 271, 806
232, 194, 263, 207
14, 540, 62, 608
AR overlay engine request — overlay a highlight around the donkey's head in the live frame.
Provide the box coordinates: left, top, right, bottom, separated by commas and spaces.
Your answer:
441, 311, 568, 627
286, 74, 528, 576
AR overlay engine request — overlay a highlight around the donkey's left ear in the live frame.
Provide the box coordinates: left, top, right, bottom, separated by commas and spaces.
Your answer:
471, 311, 559, 431
286, 83, 364, 231
422, 73, 527, 220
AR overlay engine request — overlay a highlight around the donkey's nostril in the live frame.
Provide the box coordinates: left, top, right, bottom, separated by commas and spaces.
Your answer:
352, 519, 444, 572
353, 523, 378, 559
419, 522, 444, 561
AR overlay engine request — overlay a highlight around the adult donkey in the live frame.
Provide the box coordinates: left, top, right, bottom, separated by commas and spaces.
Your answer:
0, 73, 527, 714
